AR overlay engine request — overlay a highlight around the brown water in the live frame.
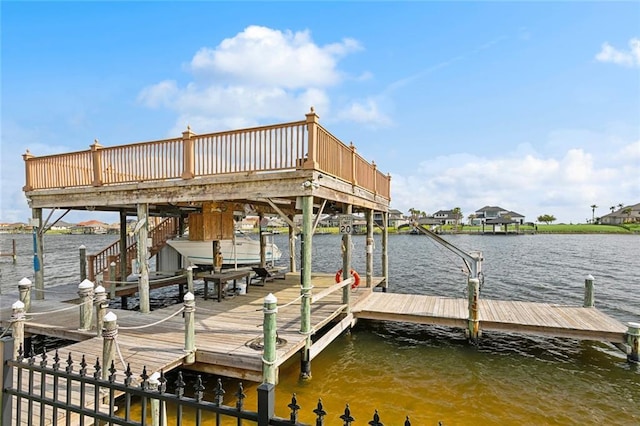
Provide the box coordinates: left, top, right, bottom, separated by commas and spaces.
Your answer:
1, 233, 639, 424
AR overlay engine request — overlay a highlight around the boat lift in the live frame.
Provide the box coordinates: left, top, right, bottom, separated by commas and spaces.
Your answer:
411, 223, 483, 282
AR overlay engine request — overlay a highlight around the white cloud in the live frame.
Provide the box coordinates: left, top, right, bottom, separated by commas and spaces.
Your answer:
390, 140, 640, 224
336, 99, 392, 127
595, 38, 640, 67
137, 25, 386, 132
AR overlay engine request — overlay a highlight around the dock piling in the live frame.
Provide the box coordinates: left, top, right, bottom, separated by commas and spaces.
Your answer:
627, 322, 640, 363
10, 301, 25, 360
79, 245, 87, 281
102, 312, 117, 380
262, 293, 278, 385
149, 371, 167, 426
467, 278, 480, 342
78, 279, 94, 331
94, 285, 107, 337
108, 261, 117, 299
187, 266, 194, 294
184, 292, 196, 365
584, 274, 595, 308
18, 278, 32, 313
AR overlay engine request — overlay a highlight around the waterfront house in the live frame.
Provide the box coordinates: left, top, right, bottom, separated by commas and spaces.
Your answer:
600, 203, 640, 224
473, 205, 525, 225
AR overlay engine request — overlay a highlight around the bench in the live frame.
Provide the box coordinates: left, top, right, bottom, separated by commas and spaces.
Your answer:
201, 270, 252, 302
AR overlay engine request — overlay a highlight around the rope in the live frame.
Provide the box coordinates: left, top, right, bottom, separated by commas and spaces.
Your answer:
118, 307, 185, 330
261, 357, 277, 366
113, 336, 129, 372
26, 297, 94, 316
279, 295, 303, 308
0, 326, 12, 339
103, 273, 187, 287
32, 288, 80, 295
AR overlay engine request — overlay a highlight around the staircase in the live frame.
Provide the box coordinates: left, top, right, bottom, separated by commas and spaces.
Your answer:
87, 217, 180, 282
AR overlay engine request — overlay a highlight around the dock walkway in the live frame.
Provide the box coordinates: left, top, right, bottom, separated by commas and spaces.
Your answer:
353, 292, 628, 342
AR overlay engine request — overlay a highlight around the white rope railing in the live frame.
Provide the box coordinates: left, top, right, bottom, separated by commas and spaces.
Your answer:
26, 297, 94, 316
118, 307, 185, 330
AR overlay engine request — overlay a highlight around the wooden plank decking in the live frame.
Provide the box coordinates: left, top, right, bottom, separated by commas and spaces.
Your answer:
352, 292, 628, 342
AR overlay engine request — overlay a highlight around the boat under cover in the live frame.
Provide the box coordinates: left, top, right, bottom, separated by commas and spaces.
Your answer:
166, 236, 282, 267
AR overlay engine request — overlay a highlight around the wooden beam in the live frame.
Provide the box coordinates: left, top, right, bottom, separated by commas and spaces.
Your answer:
310, 314, 355, 360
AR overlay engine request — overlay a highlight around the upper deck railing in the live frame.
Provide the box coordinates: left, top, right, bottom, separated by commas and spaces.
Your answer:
22, 108, 391, 200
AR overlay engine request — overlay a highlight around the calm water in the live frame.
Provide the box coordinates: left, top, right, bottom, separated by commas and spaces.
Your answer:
1, 233, 639, 424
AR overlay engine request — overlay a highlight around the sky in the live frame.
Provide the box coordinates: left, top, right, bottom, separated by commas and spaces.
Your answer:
1, 1, 639, 225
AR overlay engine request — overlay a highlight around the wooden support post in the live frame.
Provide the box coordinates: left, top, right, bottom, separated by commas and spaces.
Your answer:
137, 203, 150, 313
366, 208, 374, 289
262, 293, 278, 384
90, 140, 103, 186
11, 239, 16, 263
303, 107, 319, 169
288, 214, 297, 273
381, 211, 389, 292
181, 126, 195, 179
11, 301, 25, 360
79, 245, 87, 281
119, 210, 128, 283
584, 274, 595, 308
102, 312, 117, 380
257, 382, 275, 426
32, 208, 44, 300
300, 195, 313, 379
18, 278, 32, 313
467, 278, 480, 342
94, 285, 107, 337
109, 262, 117, 299
1, 336, 15, 426
184, 292, 196, 365
342, 204, 352, 309
149, 372, 167, 426
259, 213, 266, 268
78, 279, 94, 331
627, 322, 640, 363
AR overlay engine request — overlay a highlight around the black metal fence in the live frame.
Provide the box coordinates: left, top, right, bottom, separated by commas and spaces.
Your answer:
1, 337, 423, 426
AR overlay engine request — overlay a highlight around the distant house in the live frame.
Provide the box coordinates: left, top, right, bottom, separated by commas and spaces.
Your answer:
374, 209, 407, 228
75, 220, 109, 235
600, 203, 640, 225
432, 210, 460, 225
473, 206, 525, 225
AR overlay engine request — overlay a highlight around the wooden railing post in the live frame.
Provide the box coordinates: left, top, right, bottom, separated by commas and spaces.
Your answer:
350, 143, 357, 186
78, 279, 94, 331
181, 126, 195, 179
22, 149, 34, 191
372, 161, 377, 194
87, 254, 96, 282
90, 139, 103, 186
18, 278, 32, 313
102, 312, 117, 380
184, 292, 196, 365
304, 107, 319, 169
11, 301, 25, 360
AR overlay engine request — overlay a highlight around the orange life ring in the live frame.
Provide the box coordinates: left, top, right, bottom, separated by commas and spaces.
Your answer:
335, 268, 361, 289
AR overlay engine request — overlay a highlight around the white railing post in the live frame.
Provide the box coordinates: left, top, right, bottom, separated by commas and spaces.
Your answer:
584, 274, 595, 307
18, 278, 32, 313
149, 372, 167, 426
262, 293, 278, 385
627, 322, 640, 363
102, 312, 117, 380
11, 301, 25, 360
184, 292, 196, 365
94, 285, 108, 337
78, 279, 94, 331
